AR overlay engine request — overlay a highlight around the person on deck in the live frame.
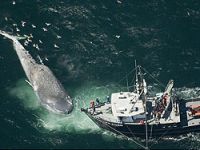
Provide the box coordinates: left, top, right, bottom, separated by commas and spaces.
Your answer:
106, 95, 110, 103
90, 100, 95, 114
162, 93, 168, 106
96, 97, 100, 106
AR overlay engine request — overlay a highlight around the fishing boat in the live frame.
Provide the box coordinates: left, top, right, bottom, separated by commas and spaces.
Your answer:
81, 62, 200, 149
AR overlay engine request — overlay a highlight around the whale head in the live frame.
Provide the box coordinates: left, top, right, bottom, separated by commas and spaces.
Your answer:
30, 65, 74, 114
44, 96, 73, 114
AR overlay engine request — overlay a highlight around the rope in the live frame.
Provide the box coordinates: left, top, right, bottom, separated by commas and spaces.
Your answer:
98, 119, 147, 149
150, 124, 153, 139
140, 66, 165, 89
148, 123, 177, 149
115, 65, 166, 93
116, 67, 138, 86
125, 124, 150, 149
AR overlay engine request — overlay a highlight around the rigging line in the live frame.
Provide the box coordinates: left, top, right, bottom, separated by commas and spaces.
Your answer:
150, 124, 153, 139
116, 66, 138, 85
98, 119, 147, 149
124, 124, 150, 149
125, 124, 137, 139
148, 123, 177, 149
144, 95, 149, 150
140, 66, 166, 89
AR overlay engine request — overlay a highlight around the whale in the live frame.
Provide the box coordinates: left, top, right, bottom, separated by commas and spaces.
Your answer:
0, 30, 73, 114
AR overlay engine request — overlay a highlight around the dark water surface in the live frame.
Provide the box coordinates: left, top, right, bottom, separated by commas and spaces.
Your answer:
1, 0, 200, 149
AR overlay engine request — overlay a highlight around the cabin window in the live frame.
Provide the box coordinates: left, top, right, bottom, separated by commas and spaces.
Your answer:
119, 96, 127, 99
131, 107, 138, 111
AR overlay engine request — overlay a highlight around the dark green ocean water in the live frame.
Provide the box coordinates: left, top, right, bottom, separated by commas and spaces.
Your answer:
1, 0, 200, 149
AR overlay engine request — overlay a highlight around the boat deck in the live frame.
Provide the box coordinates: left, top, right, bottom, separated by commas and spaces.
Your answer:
91, 101, 181, 125
93, 103, 119, 123
186, 100, 200, 127
89, 99, 200, 127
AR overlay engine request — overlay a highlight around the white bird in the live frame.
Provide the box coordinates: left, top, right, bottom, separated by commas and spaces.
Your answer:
45, 56, 49, 61
42, 27, 47, 31
56, 35, 62, 39
24, 40, 29, 46
27, 38, 32, 42
117, 0, 122, 4
37, 55, 43, 64
21, 21, 26, 27
16, 27, 20, 32
29, 34, 33, 38
5, 17, 8, 21
32, 24, 36, 28
54, 44, 59, 48
35, 44, 40, 50
12, 1, 16, 5
116, 35, 120, 38
45, 23, 51, 26
39, 40, 43, 44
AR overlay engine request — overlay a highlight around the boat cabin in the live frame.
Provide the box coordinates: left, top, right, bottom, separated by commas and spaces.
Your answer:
111, 92, 146, 123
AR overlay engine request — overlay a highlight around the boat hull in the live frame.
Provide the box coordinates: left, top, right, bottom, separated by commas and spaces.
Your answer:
83, 110, 200, 138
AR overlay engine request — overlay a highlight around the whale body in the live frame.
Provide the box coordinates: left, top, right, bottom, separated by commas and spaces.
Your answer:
0, 30, 73, 114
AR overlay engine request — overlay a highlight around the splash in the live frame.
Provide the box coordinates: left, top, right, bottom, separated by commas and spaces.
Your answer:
9, 78, 40, 110
7, 79, 122, 134
174, 87, 200, 100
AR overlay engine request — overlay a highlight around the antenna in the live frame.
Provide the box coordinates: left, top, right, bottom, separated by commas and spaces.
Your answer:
135, 60, 138, 83
135, 60, 139, 94
126, 74, 129, 92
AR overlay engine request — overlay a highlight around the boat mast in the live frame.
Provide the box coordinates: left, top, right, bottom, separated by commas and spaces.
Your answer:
134, 61, 149, 149
138, 64, 149, 150
144, 93, 149, 150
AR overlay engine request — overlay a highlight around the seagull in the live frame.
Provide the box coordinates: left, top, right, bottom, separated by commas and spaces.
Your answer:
45, 56, 49, 61
56, 35, 62, 39
32, 24, 36, 28
16, 27, 20, 32
54, 44, 59, 48
115, 35, 120, 38
29, 34, 33, 38
117, 0, 122, 4
45, 23, 51, 26
24, 40, 29, 46
21, 21, 26, 27
42, 27, 47, 31
39, 40, 43, 44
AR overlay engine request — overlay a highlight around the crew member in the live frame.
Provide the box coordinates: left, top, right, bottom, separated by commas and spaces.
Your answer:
90, 100, 95, 114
